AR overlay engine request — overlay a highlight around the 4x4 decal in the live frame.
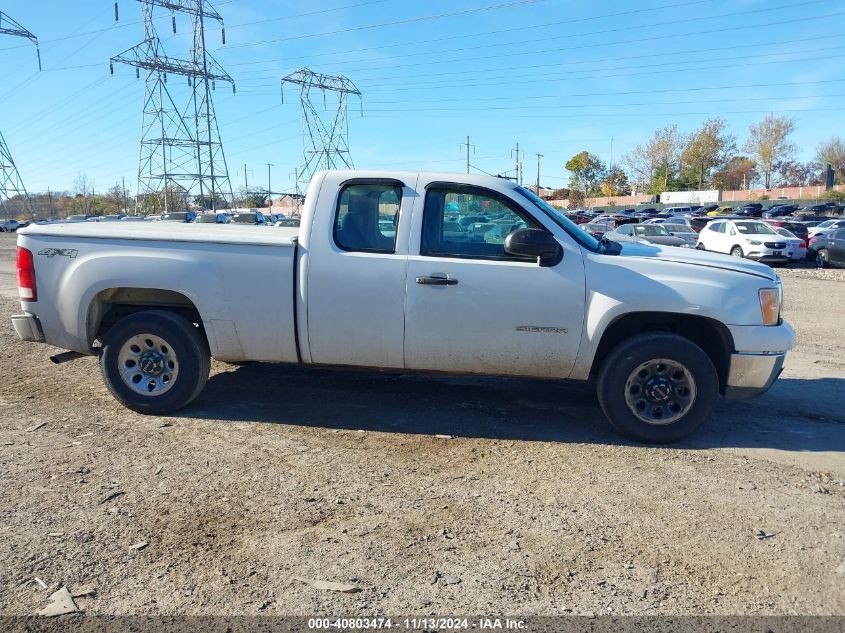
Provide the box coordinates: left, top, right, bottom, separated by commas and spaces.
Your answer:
38, 248, 78, 259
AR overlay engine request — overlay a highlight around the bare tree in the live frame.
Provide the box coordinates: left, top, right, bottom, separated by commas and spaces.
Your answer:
743, 115, 796, 189
815, 137, 845, 183
623, 124, 681, 193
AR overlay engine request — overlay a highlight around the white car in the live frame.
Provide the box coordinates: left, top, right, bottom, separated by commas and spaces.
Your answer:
696, 219, 791, 264
807, 218, 845, 239
773, 227, 806, 261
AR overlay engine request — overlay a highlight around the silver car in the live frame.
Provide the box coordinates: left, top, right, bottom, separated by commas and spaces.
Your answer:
604, 223, 689, 247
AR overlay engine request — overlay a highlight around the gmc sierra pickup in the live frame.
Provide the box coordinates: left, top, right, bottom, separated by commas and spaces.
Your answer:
12, 171, 795, 442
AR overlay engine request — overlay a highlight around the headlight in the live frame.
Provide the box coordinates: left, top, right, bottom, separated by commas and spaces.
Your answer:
759, 288, 780, 326
748, 240, 762, 246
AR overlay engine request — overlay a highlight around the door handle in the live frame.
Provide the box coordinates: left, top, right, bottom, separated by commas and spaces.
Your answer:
416, 274, 458, 286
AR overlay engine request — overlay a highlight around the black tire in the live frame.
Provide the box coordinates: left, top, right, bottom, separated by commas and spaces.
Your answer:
100, 310, 210, 414
816, 249, 829, 268
730, 245, 744, 258
596, 332, 719, 443
696, 243, 706, 250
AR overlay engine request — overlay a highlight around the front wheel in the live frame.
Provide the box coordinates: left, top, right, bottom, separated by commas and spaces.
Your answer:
696, 243, 706, 250
100, 310, 210, 414
730, 246, 744, 258
596, 333, 719, 443
816, 249, 830, 268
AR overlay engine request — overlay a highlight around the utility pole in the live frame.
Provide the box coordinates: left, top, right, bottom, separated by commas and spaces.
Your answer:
266, 162, 273, 207
609, 137, 614, 173
460, 135, 475, 174
511, 142, 523, 185
122, 176, 127, 214
0, 12, 40, 220
111, 0, 236, 212
536, 152, 543, 193
281, 69, 361, 189
47, 187, 53, 220
241, 163, 252, 195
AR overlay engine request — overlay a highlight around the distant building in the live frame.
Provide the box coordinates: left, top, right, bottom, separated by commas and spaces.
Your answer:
270, 194, 305, 216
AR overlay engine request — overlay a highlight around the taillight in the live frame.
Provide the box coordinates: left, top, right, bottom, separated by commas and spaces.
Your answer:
800, 241, 807, 248
16, 246, 37, 302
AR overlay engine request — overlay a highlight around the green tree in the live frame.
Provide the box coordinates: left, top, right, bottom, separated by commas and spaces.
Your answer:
565, 150, 606, 196
712, 156, 759, 190
680, 118, 736, 189
601, 167, 631, 197
743, 114, 796, 189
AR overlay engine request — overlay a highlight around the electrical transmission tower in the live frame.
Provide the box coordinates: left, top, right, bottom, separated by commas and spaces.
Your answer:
281, 68, 361, 189
0, 12, 40, 220
111, 0, 234, 212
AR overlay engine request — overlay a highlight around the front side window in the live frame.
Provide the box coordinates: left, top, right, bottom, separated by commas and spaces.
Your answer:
335, 182, 402, 253
421, 185, 539, 260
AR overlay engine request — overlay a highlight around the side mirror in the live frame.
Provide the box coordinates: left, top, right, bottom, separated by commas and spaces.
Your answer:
504, 228, 563, 267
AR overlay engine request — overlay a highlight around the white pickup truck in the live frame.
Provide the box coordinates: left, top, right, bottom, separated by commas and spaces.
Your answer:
12, 171, 794, 442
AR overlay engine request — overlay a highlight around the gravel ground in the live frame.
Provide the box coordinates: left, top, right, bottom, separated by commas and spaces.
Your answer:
0, 232, 843, 617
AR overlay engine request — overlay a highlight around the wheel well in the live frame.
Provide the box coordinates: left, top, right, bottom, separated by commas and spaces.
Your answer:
590, 312, 734, 393
88, 288, 205, 346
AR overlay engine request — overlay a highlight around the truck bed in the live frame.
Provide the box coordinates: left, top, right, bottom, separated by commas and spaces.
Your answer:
22, 221, 299, 247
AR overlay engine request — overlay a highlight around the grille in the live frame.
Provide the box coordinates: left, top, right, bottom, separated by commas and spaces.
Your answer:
764, 242, 787, 249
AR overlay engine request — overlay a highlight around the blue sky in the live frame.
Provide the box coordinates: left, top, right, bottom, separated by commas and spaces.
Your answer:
1, 0, 843, 195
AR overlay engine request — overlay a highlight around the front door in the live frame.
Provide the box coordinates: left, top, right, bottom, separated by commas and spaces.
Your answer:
404, 182, 585, 379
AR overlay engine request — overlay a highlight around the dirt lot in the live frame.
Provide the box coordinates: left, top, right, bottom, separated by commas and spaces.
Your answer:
0, 231, 843, 617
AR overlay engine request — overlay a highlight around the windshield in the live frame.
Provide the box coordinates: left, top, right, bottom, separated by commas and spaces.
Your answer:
633, 225, 669, 236
736, 221, 776, 235
662, 224, 691, 233
515, 186, 600, 250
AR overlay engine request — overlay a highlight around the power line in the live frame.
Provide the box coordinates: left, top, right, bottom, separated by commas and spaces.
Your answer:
220, 0, 551, 50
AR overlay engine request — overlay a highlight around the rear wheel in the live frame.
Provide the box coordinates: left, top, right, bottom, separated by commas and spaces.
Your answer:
730, 245, 744, 258
100, 310, 210, 414
596, 333, 719, 443
816, 249, 830, 268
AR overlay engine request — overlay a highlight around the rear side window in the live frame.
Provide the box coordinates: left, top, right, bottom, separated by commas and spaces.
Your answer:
334, 182, 402, 253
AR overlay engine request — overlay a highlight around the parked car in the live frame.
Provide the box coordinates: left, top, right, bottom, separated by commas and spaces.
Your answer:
231, 211, 267, 225
580, 222, 610, 238
160, 211, 197, 223
762, 204, 799, 219
733, 203, 765, 217
807, 218, 845, 239
65, 214, 95, 222
1, 218, 20, 232
194, 212, 231, 224
11, 170, 794, 443
772, 227, 806, 262
86, 215, 125, 222
660, 206, 695, 217
603, 223, 689, 247
274, 218, 301, 228
809, 228, 845, 268
696, 219, 790, 264
699, 204, 719, 214
661, 223, 699, 247
800, 204, 833, 216
764, 219, 809, 244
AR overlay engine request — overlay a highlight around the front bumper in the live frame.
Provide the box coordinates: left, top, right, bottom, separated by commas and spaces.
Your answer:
724, 352, 785, 399
11, 313, 44, 343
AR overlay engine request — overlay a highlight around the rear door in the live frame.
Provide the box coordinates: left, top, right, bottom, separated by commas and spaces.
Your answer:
830, 229, 845, 265
403, 181, 585, 379
303, 175, 414, 368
